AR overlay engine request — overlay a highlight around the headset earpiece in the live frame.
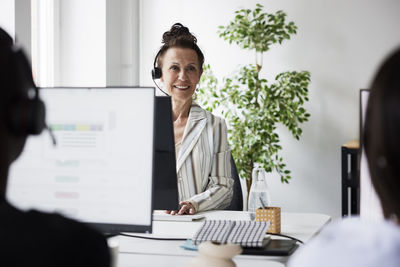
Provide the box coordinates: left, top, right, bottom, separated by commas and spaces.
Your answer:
151, 50, 162, 80
8, 95, 46, 135
151, 67, 162, 80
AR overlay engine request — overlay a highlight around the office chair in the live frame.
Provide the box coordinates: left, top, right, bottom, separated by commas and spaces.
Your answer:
225, 153, 243, 211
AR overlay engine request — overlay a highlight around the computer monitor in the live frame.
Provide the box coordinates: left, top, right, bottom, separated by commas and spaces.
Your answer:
359, 89, 383, 221
153, 96, 179, 210
7, 87, 155, 233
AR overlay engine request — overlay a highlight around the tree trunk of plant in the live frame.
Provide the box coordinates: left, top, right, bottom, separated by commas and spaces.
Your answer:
245, 160, 253, 211
246, 52, 261, 211
255, 51, 263, 72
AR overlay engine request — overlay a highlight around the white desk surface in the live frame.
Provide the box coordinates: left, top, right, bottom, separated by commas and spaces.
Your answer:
118, 253, 285, 267
115, 211, 331, 267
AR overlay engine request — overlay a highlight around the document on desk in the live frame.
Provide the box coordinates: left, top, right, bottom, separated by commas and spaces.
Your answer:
192, 220, 270, 247
152, 210, 205, 221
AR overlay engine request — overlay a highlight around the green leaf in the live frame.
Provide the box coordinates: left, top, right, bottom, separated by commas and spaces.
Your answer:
197, 5, 311, 187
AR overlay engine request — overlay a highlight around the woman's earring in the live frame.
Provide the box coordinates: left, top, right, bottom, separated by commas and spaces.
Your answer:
192, 85, 200, 100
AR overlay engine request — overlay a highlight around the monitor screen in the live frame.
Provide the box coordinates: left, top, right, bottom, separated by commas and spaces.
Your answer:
7, 87, 155, 233
153, 96, 179, 210
359, 89, 383, 221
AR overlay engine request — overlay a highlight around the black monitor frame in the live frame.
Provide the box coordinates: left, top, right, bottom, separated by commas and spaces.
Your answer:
152, 96, 179, 211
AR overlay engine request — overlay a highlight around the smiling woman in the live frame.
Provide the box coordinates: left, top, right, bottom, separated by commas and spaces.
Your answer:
152, 23, 234, 215
161, 47, 201, 105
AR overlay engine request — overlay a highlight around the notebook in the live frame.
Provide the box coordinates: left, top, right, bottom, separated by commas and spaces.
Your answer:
152, 210, 205, 222
192, 220, 270, 247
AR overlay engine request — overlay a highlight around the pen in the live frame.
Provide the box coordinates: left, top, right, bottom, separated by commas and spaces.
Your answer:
259, 196, 267, 209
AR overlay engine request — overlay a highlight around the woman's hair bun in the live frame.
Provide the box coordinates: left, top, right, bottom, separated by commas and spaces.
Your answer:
162, 23, 197, 44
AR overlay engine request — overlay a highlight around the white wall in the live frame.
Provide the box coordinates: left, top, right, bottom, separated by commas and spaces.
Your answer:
106, 0, 140, 86
139, 0, 400, 218
15, 0, 32, 59
0, 0, 15, 38
59, 0, 106, 86
38, 0, 139, 87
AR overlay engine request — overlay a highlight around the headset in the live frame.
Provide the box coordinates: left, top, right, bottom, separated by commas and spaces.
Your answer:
8, 48, 46, 136
151, 50, 162, 80
1, 30, 46, 137
151, 50, 169, 96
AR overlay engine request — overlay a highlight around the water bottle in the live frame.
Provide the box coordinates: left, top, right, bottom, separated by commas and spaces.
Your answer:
248, 167, 271, 220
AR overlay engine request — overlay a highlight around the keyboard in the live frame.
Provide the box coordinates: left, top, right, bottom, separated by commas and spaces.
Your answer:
193, 220, 271, 247
152, 210, 205, 222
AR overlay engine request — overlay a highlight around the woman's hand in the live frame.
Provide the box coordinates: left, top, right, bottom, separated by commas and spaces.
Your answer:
165, 201, 196, 215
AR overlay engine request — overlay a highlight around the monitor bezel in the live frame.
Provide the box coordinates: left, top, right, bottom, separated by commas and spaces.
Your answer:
36, 86, 156, 234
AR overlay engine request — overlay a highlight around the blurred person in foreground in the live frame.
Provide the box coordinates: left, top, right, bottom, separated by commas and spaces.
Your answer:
288, 48, 400, 267
0, 27, 110, 267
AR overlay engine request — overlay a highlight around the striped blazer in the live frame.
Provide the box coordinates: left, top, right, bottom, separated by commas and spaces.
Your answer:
176, 102, 234, 212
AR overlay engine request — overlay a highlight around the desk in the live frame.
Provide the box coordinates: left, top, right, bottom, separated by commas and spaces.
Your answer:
115, 211, 331, 267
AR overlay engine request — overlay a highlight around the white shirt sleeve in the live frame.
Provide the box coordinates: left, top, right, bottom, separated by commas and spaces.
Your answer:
288, 218, 400, 267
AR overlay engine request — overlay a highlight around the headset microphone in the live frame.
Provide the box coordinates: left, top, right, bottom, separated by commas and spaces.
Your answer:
46, 124, 57, 146
152, 75, 169, 96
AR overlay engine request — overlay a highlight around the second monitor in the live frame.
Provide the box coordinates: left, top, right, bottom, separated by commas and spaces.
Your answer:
153, 96, 179, 210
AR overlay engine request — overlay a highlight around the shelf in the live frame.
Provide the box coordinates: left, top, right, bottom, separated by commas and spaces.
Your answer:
341, 140, 360, 217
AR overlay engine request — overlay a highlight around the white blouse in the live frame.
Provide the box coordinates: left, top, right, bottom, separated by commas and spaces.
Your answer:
175, 140, 182, 161
288, 217, 400, 267
175, 102, 233, 212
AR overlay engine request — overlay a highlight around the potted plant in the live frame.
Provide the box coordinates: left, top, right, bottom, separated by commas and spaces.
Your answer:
197, 4, 311, 204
